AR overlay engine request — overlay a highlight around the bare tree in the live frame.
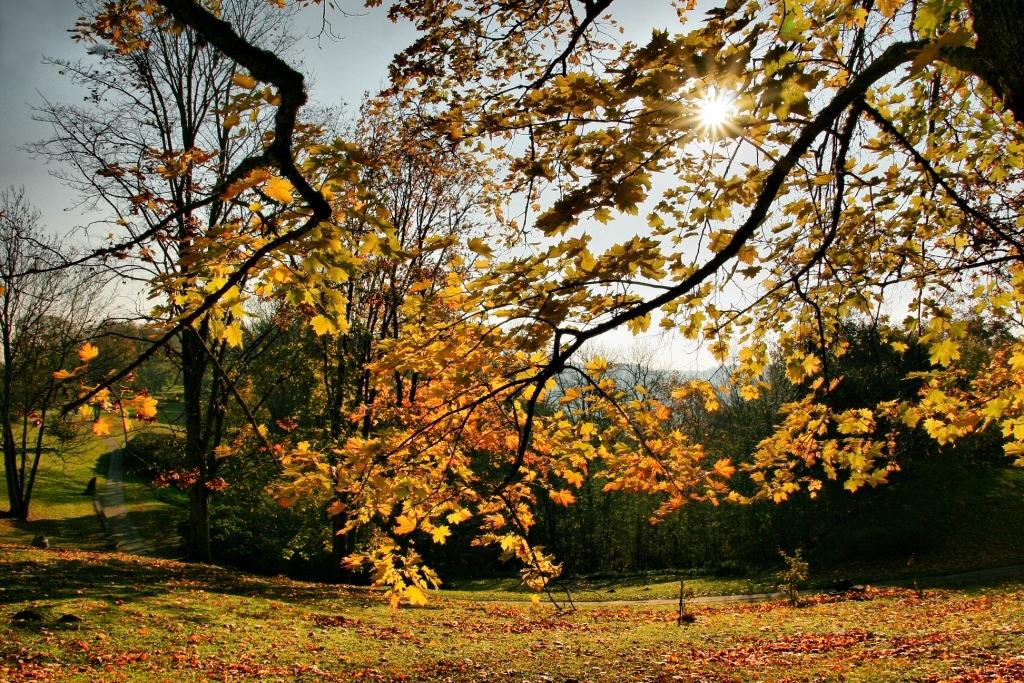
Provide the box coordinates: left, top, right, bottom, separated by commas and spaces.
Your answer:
31, 0, 297, 559
1, 187, 104, 519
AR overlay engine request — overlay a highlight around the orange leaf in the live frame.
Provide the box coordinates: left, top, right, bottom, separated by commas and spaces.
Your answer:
549, 489, 576, 506
134, 396, 158, 419
263, 176, 294, 204
231, 72, 257, 89
712, 458, 736, 479
394, 513, 417, 535
92, 418, 111, 437
78, 342, 99, 363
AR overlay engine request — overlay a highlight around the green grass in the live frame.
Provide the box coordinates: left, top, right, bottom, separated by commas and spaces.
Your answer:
2, 546, 1023, 682
0, 437, 110, 551
1, 423, 186, 557
443, 572, 776, 602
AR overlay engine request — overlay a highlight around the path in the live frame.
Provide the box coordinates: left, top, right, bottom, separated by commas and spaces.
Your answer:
97, 438, 155, 555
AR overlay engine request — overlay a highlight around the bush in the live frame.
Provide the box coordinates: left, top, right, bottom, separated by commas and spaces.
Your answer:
208, 448, 334, 579
776, 549, 809, 606
123, 432, 184, 479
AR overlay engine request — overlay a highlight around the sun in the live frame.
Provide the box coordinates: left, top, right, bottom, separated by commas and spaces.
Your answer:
696, 87, 737, 135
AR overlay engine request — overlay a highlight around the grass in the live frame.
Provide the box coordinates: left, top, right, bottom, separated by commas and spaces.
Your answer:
442, 572, 776, 602
2, 545, 1023, 682
1, 423, 186, 557
0, 437, 110, 551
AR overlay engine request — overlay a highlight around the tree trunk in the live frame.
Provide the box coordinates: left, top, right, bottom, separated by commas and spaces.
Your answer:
187, 484, 211, 562
968, 0, 1024, 123
2, 421, 26, 518
181, 327, 212, 562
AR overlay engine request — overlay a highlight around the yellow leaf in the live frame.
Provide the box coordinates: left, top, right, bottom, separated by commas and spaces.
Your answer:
802, 353, 822, 378
311, 315, 337, 336
231, 72, 257, 89
584, 356, 608, 376
530, 594, 541, 606
739, 384, 760, 401
263, 176, 294, 204
222, 323, 243, 348
708, 230, 733, 252
446, 508, 472, 524
467, 237, 492, 257
563, 470, 585, 488
78, 342, 99, 363
929, 339, 961, 367
394, 514, 417, 535
52, 369, 73, 381
737, 244, 757, 265
430, 525, 451, 545
403, 584, 428, 606
134, 396, 158, 419
92, 418, 111, 437
223, 112, 240, 129
360, 231, 380, 256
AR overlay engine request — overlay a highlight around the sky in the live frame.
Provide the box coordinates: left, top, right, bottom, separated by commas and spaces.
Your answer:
0, 0, 711, 371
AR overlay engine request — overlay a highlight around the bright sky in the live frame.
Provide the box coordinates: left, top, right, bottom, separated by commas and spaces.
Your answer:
0, 0, 713, 372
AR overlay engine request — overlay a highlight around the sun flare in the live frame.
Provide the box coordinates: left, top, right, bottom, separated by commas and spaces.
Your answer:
696, 88, 737, 135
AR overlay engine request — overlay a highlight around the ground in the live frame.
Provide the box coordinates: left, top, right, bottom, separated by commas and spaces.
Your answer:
3, 545, 1024, 682
4, 436, 1024, 681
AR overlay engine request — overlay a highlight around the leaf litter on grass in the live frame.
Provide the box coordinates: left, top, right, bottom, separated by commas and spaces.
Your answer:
2, 546, 1023, 682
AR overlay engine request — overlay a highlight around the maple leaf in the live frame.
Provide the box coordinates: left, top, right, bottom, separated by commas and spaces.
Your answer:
563, 470, 585, 488
712, 458, 736, 479
446, 508, 472, 524
430, 525, 451, 544
403, 584, 428, 606
52, 369, 73, 381
584, 356, 609, 376
549, 489, 576, 506
92, 418, 111, 436
263, 176, 294, 204
310, 315, 337, 336
134, 395, 158, 420
708, 230, 733, 252
929, 339, 961, 367
231, 72, 257, 89
78, 342, 99, 363
222, 323, 243, 348
394, 514, 417, 535
467, 237, 492, 257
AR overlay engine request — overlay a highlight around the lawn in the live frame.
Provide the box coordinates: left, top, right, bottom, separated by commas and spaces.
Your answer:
0, 437, 110, 551
442, 572, 777, 602
2, 545, 1023, 682
1, 425, 186, 557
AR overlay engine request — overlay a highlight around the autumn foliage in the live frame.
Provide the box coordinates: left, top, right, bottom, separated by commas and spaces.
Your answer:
54, 0, 1024, 604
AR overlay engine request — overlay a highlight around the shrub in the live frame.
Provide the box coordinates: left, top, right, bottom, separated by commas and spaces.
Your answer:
776, 548, 809, 606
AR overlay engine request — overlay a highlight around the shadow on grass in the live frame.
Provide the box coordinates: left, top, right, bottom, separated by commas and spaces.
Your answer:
93, 450, 112, 477
4, 514, 109, 551
0, 547, 373, 609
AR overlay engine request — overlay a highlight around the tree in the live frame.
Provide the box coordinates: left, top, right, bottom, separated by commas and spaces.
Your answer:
36, 0, 315, 560
0, 187, 104, 519
70, 0, 1024, 602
